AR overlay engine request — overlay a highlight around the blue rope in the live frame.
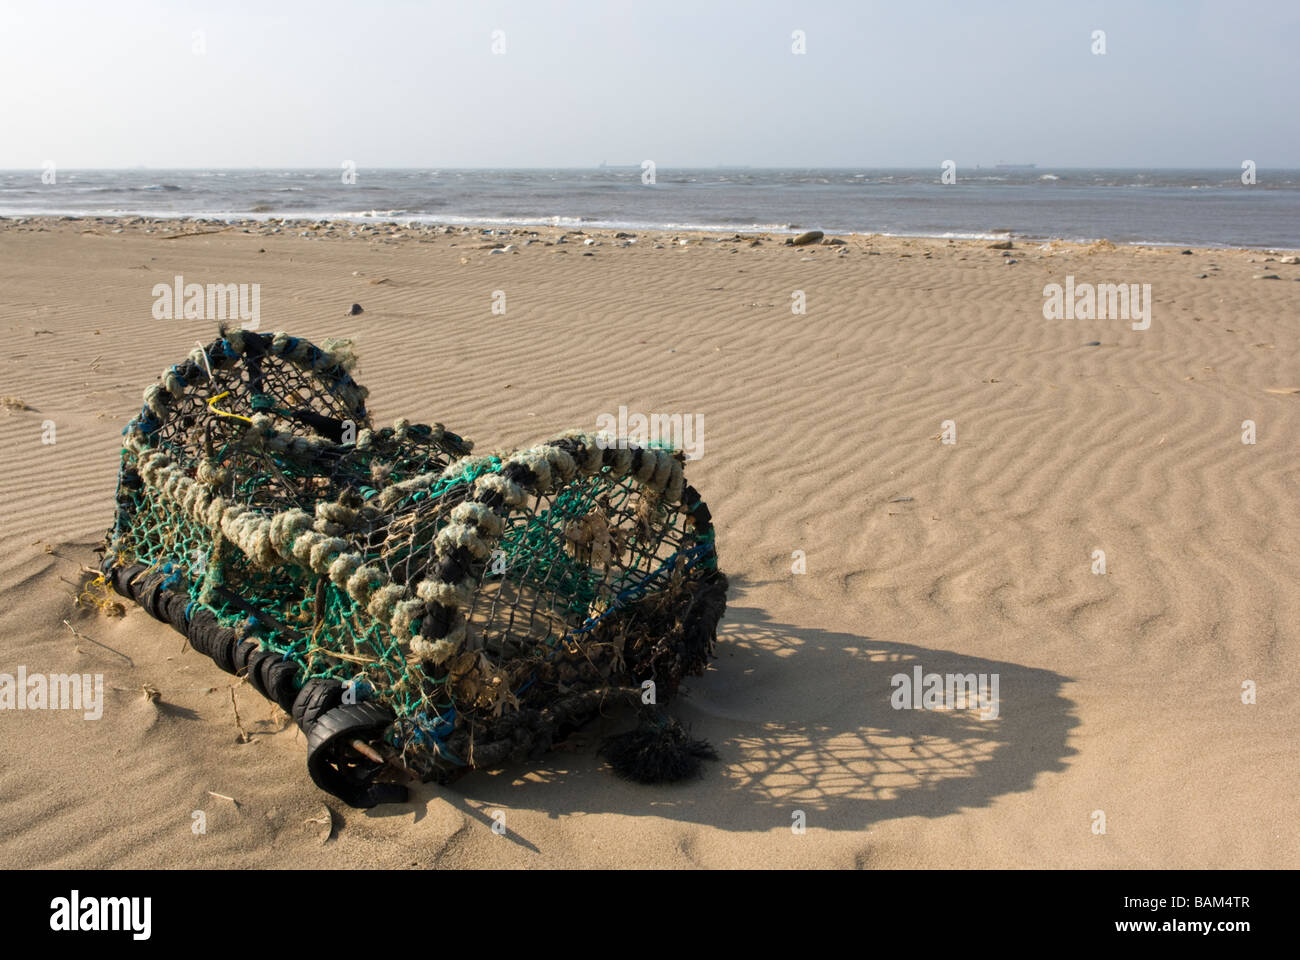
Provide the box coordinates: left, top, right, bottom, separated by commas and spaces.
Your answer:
159, 560, 181, 591
564, 542, 714, 641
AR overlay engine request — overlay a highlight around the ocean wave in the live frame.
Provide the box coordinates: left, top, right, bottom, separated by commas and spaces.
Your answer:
2, 167, 1298, 247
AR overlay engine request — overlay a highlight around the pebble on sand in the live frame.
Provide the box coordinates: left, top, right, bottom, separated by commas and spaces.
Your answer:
349, 303, 363, 315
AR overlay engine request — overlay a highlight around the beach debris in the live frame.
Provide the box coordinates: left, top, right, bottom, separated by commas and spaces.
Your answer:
1253, 274, 1280, 280
1264, 387, 1300, 395
888, 496, 914, 503
1, 396, 30, 411
788, 230, 823, 246
141, 683, 161, 703
821, 237, 846, 245
101, 330, 727, 806
349, 303, 364, 315
229, 688, 251, 743
599, 713, 717, 784
160, 226, 232, 240
62, 617, 132, 662
988, 240, 1014, 250
1084, 341, 1101, 346
305, 805, 334, 843
71, 571, 127, 619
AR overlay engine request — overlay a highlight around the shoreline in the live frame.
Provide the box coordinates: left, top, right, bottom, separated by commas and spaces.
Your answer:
2, 213, 1298, 255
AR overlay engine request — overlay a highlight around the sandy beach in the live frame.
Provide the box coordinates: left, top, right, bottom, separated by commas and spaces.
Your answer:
1, 216, 1297, 869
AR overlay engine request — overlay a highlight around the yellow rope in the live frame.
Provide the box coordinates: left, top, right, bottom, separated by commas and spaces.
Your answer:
206, 391, 253, 423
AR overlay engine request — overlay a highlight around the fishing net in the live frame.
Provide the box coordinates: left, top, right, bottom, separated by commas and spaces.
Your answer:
100, 329, 726, 806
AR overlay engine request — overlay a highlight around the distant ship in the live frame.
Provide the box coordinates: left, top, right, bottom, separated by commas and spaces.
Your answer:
994, 163, 1037, 170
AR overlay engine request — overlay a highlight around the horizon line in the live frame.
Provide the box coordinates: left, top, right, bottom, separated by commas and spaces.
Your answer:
2, 164, 1295, 172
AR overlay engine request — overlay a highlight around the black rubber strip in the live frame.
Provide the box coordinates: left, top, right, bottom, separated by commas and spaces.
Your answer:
232, 639, 260, 675
305, 702, 407, 808
244, 649, 278, 699
291, 678, 344, 734
282, 408, 347, 443
185, 613, 239, 674
162, 591, 190, 634
109, 563, 149, 600
260, 656, 300, 712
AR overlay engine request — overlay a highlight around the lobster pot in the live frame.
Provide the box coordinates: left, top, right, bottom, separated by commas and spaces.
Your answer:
104, 331, 726, 806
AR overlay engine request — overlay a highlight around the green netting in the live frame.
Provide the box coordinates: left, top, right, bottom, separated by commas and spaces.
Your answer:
103, 330, 725, 786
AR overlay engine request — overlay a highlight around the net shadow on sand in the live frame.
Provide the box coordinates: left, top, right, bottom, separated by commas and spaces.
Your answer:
405, 602, 1077, 836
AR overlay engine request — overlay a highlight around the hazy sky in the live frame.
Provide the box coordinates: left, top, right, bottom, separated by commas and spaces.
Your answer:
2, 0, 1296, 168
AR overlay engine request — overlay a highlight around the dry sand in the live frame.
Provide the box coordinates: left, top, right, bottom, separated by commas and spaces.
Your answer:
1, 218, 1297, 868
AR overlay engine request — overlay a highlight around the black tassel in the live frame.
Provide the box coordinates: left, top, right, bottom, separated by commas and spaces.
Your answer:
598, 713, 717, 784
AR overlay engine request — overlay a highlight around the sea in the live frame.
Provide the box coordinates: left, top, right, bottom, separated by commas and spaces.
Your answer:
2, 167, 1297, 249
